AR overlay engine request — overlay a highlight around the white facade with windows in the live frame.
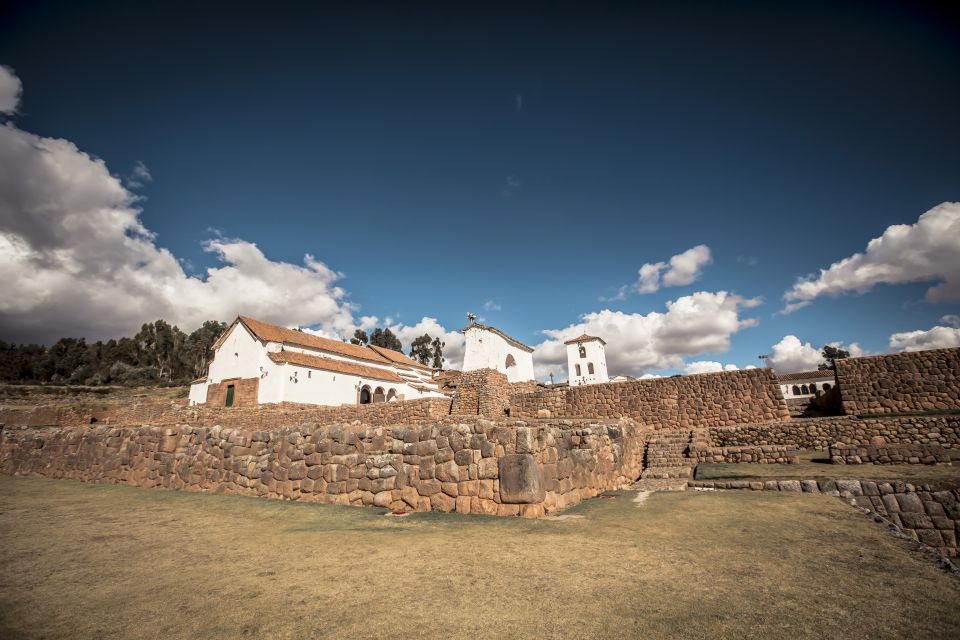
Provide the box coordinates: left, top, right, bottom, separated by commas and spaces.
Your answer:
189, 316, 446, 407
565, 334, 609, 385
776, 370, 836, 399
460, 323, 535, 382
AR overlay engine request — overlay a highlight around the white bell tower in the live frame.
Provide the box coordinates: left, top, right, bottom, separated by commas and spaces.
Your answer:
564, 334, 608, 385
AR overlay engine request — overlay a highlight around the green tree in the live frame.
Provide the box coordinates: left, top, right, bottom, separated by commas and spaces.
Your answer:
350, 329, 369, 346
409, 334, 433, 365
430, 336, 445, 369
819, 345, 850, 371
183, 320, 227, 379
369, 327, 403, 352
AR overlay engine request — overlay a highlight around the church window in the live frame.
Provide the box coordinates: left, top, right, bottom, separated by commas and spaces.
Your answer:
579, 346, 586, 358
792, 385, 800, 395
575, 364, 582, 376
800, 385, 809, 394
588, 362, 595, 375
809, 383, 817, 392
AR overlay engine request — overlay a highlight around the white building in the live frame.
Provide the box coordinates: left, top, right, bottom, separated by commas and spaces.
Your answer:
460, 322, 535, 383
189, 316, 447, 407
565, 334, 609, 385
776, 370, 836, 399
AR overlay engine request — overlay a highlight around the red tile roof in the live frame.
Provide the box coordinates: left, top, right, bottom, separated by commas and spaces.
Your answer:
367, 344, 432, 371
267, 351, 404, 383
776, 370, 835, 382
216, 316, 392, 365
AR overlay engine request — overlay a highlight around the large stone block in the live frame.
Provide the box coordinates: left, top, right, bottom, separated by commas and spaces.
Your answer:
498, 454, 545, 504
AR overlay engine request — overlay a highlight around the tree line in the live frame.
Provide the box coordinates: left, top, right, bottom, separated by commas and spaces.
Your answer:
0, 320, 228, 386
0, 320, 447, 386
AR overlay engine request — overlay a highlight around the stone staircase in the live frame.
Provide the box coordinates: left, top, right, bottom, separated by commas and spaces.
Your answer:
633, 430, 696, 491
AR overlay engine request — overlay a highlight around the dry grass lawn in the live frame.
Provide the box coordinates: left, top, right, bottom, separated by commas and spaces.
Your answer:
1, 476, 958, 639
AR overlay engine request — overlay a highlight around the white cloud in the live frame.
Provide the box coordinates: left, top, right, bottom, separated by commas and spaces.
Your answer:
683, 361, 741, 375
533, 290, 761, 380
0, 68, 362, 343
622, 244, 713, 296
482, 299, 501, 312
889, 325, 960, 352
825, 340, 868, 358
126, 161, 152, 189
941, 314, 960, 328
767, 336, 824, 373
0, 66, 21, 115
783, 202, 960, 313
388, 317, 465, 369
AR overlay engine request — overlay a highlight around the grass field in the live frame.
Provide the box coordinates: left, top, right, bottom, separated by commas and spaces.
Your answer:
1, 477, 958, 639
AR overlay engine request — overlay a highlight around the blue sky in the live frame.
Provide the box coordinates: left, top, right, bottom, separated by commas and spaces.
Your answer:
0, 1, 958, 379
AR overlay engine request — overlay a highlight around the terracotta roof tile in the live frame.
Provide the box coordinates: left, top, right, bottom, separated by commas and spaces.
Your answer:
367, 344, 432, 371
268, 351, 404, 383
776, 370, 836, 382
228, 316, 392, 365
460, 323, 534, 353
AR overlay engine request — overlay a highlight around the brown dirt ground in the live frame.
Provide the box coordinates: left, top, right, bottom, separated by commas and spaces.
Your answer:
1, 476, 958, 639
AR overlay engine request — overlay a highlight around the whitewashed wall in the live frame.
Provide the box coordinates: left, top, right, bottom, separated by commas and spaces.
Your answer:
461, 326, 534, 382
566, 340, 609, 385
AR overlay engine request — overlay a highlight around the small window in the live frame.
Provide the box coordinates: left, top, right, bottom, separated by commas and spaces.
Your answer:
588, 362, 595, 375
575, 364, 582, 376
308, 370, 312, 379
578, 346, 586, 358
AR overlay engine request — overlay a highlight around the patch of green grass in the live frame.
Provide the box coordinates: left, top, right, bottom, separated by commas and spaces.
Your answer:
696, 461, 960, 485
1, 476, 959, 639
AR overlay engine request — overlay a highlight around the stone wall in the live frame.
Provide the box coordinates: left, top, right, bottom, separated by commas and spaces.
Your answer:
449, 369, 538, 417
511, 369, 791, 428
206, 377, 259, 407
688, 444, 800, 464
0, 397, 455, 431
703, 415, 960, 451
829, 443, 952, 465
0, 417, 644, 517
834, 347, 960, 416
690, 478, 960, 557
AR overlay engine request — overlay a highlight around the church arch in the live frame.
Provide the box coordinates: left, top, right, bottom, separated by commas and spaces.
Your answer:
578, 345, 586, 358
588, 362, 595, 375
359, 385, 372, 405
373, 387, 386, 403
792, 385, 800, 395
575, 364, 582, 377
387, 388, 397, 402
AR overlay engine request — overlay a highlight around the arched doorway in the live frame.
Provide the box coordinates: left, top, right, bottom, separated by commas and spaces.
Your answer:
359, 385, 372, 404
387, 389, 397, 402
373, 387, 386, 403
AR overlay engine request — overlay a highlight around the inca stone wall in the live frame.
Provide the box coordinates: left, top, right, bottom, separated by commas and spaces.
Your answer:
829, 443, 952, 465
511, 369, 790, 428
703, 415, 960, 451
834, 347, 960, 416
449, 369, 538, 417
0, 417, 643, 517
690, 478, 960, 557
688, 443, 800, 464
0, 397, 455, 432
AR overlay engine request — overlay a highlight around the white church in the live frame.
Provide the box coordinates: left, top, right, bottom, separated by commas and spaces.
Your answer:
564, 334, 609, 385
189, 316, 447, 407
460, 320, 535, 382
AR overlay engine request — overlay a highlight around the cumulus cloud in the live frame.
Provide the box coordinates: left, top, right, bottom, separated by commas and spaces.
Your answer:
387, 317, 466, 369
766, 336, 824, 373
613, 245, 713, 299
0, 68, 362, 343
0, 65, 21, 115
533, 291, 761, 380
683, 361, 741, 375
889, 324, 960, 352
783, 202, 960, 313
482, 299, 501, 312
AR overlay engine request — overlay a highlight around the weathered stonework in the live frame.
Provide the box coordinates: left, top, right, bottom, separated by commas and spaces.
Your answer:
511, 369, 791, 428
0, 417, 643, 517
703, 415, 960, 451
834, 347, 960, 416
206, 377, 259, 407
688, 444, 800, 464
829, 443, 952, 465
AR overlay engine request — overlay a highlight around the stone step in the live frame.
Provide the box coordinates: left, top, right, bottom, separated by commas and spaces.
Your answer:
640, 466, 694, 479
631, 478, 689, 492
